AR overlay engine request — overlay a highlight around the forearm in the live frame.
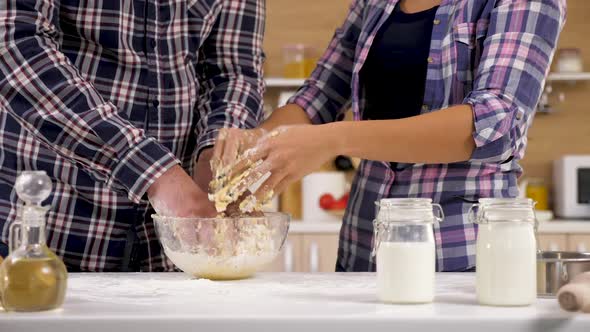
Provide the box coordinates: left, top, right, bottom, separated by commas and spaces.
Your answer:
268, 0, 365, 129
261, 104, 312, 131
194, 148, 214, 192
329, 105, 475, 164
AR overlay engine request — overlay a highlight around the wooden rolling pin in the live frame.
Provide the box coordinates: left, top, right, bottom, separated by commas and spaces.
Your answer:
557, 272, 590, 313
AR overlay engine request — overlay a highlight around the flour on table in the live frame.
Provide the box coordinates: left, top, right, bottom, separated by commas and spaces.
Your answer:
66, 273, 377, 306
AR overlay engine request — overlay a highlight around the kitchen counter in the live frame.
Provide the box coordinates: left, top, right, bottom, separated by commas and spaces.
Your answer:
538, 220, 590, 233
2, 273, 589, 332
290, 220, 590, 234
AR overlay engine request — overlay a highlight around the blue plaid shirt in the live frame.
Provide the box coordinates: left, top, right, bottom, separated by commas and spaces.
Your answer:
289, 0, 566, 272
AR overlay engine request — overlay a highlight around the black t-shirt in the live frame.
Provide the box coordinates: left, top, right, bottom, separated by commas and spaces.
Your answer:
360, 4, 439, 121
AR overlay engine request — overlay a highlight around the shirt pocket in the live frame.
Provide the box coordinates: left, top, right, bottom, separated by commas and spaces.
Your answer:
453, 20, 489, 84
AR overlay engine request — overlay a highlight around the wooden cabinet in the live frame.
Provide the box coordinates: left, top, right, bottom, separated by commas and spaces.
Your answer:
263, 226, 589, 273
301, 235, 340, 273
567, 235, 590, 252
262, 234, 303, 272
538, 234, 590, 252
262, 233, 340, 272
537, 234, 568, 251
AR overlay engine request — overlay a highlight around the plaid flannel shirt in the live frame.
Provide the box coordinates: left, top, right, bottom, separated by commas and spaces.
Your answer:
0, 0, 265, 271
288, 0, 566, 272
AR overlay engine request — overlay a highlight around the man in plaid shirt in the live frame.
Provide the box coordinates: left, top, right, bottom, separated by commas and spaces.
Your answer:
0, 0, 265, 271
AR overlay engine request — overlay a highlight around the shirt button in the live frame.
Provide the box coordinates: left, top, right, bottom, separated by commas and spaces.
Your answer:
516, 112, 523, 120
433, 19, 441, 25
152, 100, 160, 108
422, 105, 430, 111
427, 57, 434, 64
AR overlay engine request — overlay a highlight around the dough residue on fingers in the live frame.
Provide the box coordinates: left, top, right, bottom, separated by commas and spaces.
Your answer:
208, 130, 278, 218
208, 160, 264, 215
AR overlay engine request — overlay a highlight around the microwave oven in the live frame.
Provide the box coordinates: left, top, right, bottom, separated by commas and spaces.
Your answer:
553, 155, 590, 219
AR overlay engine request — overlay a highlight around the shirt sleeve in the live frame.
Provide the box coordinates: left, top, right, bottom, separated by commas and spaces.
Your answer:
464, 0, 567, 164
286, 0, 365, 124
195, 0, 266, 158
0, 0, 179, 203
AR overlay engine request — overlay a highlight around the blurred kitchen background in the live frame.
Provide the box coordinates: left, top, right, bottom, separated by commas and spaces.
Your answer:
260, 0, 590, 273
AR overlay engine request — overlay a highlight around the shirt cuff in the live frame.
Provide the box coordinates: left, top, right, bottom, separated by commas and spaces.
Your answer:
464, 92, 516, 148
464, 92, 518, 162
109, 137, 180, 204
196, 129, 219, 160
196, 120, 260, 159
287, 85, 339, 125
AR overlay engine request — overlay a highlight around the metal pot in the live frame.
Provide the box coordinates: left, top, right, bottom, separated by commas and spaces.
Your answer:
537, 251, 590, 297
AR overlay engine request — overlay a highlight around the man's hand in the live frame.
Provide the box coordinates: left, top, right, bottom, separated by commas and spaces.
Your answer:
147, 164, 216, 218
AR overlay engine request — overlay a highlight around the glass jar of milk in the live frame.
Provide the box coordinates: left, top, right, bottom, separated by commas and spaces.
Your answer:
470, 198, 537, 306
372, 198, 443, 304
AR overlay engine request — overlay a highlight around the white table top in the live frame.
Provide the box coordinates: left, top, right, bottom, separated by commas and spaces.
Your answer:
1, 273, 589, 332
290, 220, 590, 234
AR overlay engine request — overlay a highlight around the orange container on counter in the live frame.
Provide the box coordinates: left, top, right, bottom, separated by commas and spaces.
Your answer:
283, 44, 318, 79
525, 178, 549, 211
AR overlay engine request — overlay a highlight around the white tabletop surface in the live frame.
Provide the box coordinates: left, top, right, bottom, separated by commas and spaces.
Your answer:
1, 273, 589, 332
289, 220, 590, 234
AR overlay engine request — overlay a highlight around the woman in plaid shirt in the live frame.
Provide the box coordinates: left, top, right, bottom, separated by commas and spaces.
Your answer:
214, 0, 567, 272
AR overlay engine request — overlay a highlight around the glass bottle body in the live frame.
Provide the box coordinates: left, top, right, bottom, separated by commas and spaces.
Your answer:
471, 198, 537, 306
373, 198, 443, 304
0, 171, 68, 312
0, 243, 68, 311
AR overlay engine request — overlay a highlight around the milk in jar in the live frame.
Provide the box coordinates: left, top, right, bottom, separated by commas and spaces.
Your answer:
376, 241, 435, 303
471, 198, 537, 306
373, 198, 443, 304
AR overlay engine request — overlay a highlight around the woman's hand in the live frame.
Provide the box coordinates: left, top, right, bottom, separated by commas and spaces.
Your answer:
208, 128, 266, 198
229, 124, 341, 201
211, 128, 267, 172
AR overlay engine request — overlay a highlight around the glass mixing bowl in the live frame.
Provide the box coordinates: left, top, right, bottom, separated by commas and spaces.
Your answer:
152, 212, 290, 280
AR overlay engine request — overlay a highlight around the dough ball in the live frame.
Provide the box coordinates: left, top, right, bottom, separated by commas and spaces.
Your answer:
222, 191, 264, 218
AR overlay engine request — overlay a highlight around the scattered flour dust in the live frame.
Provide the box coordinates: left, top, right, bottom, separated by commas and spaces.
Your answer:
66, 273, 378, 306
66, 273, 476, 308
67, 275, 226, 306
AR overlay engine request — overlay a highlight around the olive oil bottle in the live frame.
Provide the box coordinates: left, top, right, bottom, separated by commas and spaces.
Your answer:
0, 171, 67, 312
